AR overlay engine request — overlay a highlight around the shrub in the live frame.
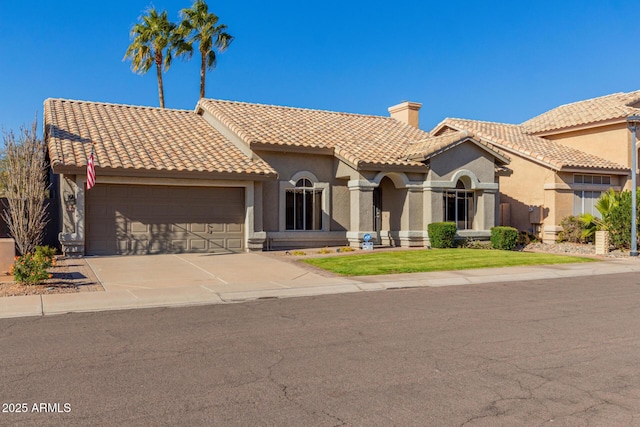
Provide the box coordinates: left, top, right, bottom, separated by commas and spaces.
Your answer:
35, 245, 57, 265
428, 222, 457, 248
317, 247, 332, 254
11, 254, 51, 285
606, 190, 640, 249
460, 238, 492, 250
10, 245, 56, 286
491, 226, 519, 250
578, 213, 600, 243
337, 246, 355, 252
557, 215, 586, 243
517, 231, 538, 245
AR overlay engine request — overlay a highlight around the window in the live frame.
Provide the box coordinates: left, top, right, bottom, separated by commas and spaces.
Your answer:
574, 174, 611, 185
574, 190, 602, 218
443, 180, 474, 230
285, 178, 323, 230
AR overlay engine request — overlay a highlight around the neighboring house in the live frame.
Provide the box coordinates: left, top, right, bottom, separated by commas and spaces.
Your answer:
432, 90, 639, 243
45, 99, 508, 256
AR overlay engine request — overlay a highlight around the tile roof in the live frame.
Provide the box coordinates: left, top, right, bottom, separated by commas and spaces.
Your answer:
439, 118, 628, 172
44, 99, 276, 177
197, 99, 430, 169
404, 130, 510, 163
522, 90, 640, 133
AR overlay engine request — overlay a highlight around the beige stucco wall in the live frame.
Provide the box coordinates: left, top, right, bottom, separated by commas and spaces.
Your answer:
545, 124, 631, 170
498, 154, 554, 234
256, 151, 351, 248
256, 151, 351, 232
429, 143, 496, 183
426, 142, 499, 233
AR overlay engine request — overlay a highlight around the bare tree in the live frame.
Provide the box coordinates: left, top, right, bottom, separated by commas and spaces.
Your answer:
1, 121, 49, 255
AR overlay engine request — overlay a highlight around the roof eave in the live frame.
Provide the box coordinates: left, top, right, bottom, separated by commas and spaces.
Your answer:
356, 161, 428, 172
558, 166, 630, 175
50, 165, 278, 181
526, 117, 629, 137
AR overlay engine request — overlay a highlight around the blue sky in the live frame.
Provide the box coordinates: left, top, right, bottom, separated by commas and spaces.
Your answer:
1, 1, 639, 135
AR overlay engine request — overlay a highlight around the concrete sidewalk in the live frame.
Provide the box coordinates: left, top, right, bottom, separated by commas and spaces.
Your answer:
2, 257, 640, 319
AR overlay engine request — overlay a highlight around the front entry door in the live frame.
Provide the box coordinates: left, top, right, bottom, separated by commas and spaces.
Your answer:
373, 186, 382, 243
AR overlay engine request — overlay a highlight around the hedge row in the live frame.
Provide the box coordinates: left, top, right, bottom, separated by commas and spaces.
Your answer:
427, 223, 519, 250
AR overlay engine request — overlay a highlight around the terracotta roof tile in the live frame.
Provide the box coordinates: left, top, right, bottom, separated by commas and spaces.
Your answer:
44, 99, 276, 177
522, 90, 640, 133
197, 99, 429, 169
441, 118, 628, 172
404, 130, 510, 163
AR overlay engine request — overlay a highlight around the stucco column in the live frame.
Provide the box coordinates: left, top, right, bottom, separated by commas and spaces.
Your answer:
346, 179, 376, 247
399, 186, 428, 247
58, 174, 85, 257
245, 181, 266, 251
476, 189, 497, 230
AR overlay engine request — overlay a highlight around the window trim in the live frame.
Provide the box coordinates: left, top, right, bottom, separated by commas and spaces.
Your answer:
278, 172, 330, 232
443, 188, 475, 230
442, 177, 478, 230
573, 174, 611, 185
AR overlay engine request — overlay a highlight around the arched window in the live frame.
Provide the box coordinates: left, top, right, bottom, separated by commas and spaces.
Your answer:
443, 179, 474, 229
285, 178, 323, 230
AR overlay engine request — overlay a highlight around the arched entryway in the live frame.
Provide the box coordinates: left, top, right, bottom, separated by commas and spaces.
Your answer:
374, 176, 407, 246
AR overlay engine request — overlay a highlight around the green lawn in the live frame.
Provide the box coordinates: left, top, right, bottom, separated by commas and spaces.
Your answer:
301, 248, 596, 276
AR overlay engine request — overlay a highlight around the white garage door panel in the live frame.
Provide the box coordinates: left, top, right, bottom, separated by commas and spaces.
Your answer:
86, 184, 245, 255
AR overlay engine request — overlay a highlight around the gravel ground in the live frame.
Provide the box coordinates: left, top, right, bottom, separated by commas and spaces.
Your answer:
0, 257, 103, 298
523, 241, 629, 258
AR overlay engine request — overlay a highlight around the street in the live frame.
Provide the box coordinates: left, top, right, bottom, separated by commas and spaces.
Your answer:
2, 273, 640, 426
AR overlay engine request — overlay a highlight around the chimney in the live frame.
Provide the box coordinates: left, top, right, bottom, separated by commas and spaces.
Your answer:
388, 101, 422, 128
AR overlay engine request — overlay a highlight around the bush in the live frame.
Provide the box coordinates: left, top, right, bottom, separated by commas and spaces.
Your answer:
428, 222, 457, 248
557, 215, 586, 243
460, 238, 492, 250
491, 226, 519, 250
10, 245, 56, 286
517, 231, 538, 245
35, 245, 57, 265
607, 190, 640, 249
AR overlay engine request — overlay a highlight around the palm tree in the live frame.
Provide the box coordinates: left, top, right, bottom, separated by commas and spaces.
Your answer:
124, 8, 191, 108
595, 188, 621, 223
180, 0, 233, 99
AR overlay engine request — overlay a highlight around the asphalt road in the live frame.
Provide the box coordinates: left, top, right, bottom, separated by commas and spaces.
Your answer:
2, 273, 640, 426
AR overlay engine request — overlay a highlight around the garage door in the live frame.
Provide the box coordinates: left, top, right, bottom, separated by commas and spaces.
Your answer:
86, 184, 244, 255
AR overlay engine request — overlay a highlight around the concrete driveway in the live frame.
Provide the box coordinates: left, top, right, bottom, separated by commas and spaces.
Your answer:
85, 252, 353, 293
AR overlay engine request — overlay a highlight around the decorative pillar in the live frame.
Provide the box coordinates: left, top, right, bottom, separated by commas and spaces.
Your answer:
346, 179, 377, 247
399, 186, 428, 247
245, 181, 266, 251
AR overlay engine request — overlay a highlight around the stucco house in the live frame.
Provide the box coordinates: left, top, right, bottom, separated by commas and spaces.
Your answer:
432, 90, 639, 243
45, 98, 508, 256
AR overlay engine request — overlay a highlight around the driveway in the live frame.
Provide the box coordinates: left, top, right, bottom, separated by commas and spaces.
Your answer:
85, 252, 353, 293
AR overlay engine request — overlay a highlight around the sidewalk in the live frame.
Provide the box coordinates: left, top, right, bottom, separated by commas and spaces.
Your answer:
2, 257, 640, 319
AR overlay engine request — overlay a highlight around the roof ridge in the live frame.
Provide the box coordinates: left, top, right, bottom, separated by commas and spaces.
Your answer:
548, 91, 627, 109
200, 98, 398, 121
44, 98, 193, 113
446, 117, 521, 127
